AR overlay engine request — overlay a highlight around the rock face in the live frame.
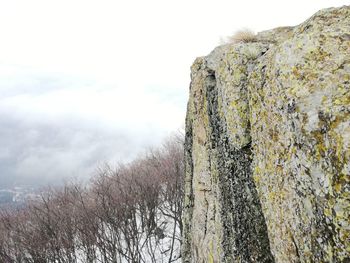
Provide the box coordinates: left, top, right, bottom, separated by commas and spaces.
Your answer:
183, 6, 350, 262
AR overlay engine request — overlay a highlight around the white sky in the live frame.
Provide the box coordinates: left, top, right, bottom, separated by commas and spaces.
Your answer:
0, 0, 348, 187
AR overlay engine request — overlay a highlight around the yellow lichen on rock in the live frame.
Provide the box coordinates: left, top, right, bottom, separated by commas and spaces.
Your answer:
249, 6, 350, 262
183, 5, 350, 263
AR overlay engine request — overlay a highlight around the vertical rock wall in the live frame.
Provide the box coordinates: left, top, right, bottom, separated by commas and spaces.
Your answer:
183, 6, 350, 263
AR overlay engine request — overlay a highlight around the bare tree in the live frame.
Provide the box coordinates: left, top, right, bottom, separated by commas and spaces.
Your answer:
0, 133, 184, 263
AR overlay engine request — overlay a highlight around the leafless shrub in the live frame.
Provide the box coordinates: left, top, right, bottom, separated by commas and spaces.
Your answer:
0, 133, 184, 262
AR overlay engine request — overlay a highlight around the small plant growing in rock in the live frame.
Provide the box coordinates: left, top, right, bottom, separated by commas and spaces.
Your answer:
243, 45, 261, 59
228, 29, 257, 43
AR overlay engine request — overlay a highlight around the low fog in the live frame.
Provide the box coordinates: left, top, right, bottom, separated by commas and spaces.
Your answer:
0, 70, 185, 187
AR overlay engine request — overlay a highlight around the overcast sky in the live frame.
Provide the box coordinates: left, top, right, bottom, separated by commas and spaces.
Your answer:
0, 0, 348, 188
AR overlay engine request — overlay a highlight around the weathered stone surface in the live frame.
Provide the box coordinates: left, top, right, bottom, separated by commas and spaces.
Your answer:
183, 6, 350, 262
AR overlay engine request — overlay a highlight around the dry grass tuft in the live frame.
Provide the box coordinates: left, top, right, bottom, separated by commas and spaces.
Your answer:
228, 29, 257, 43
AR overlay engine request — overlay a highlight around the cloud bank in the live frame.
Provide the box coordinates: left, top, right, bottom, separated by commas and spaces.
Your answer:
0, 69, 185, 188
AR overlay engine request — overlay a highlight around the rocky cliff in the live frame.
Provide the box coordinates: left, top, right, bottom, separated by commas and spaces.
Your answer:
183, 6, 350, 262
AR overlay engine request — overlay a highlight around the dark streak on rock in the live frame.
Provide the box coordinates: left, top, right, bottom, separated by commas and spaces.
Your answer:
205, 70, 274, 263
